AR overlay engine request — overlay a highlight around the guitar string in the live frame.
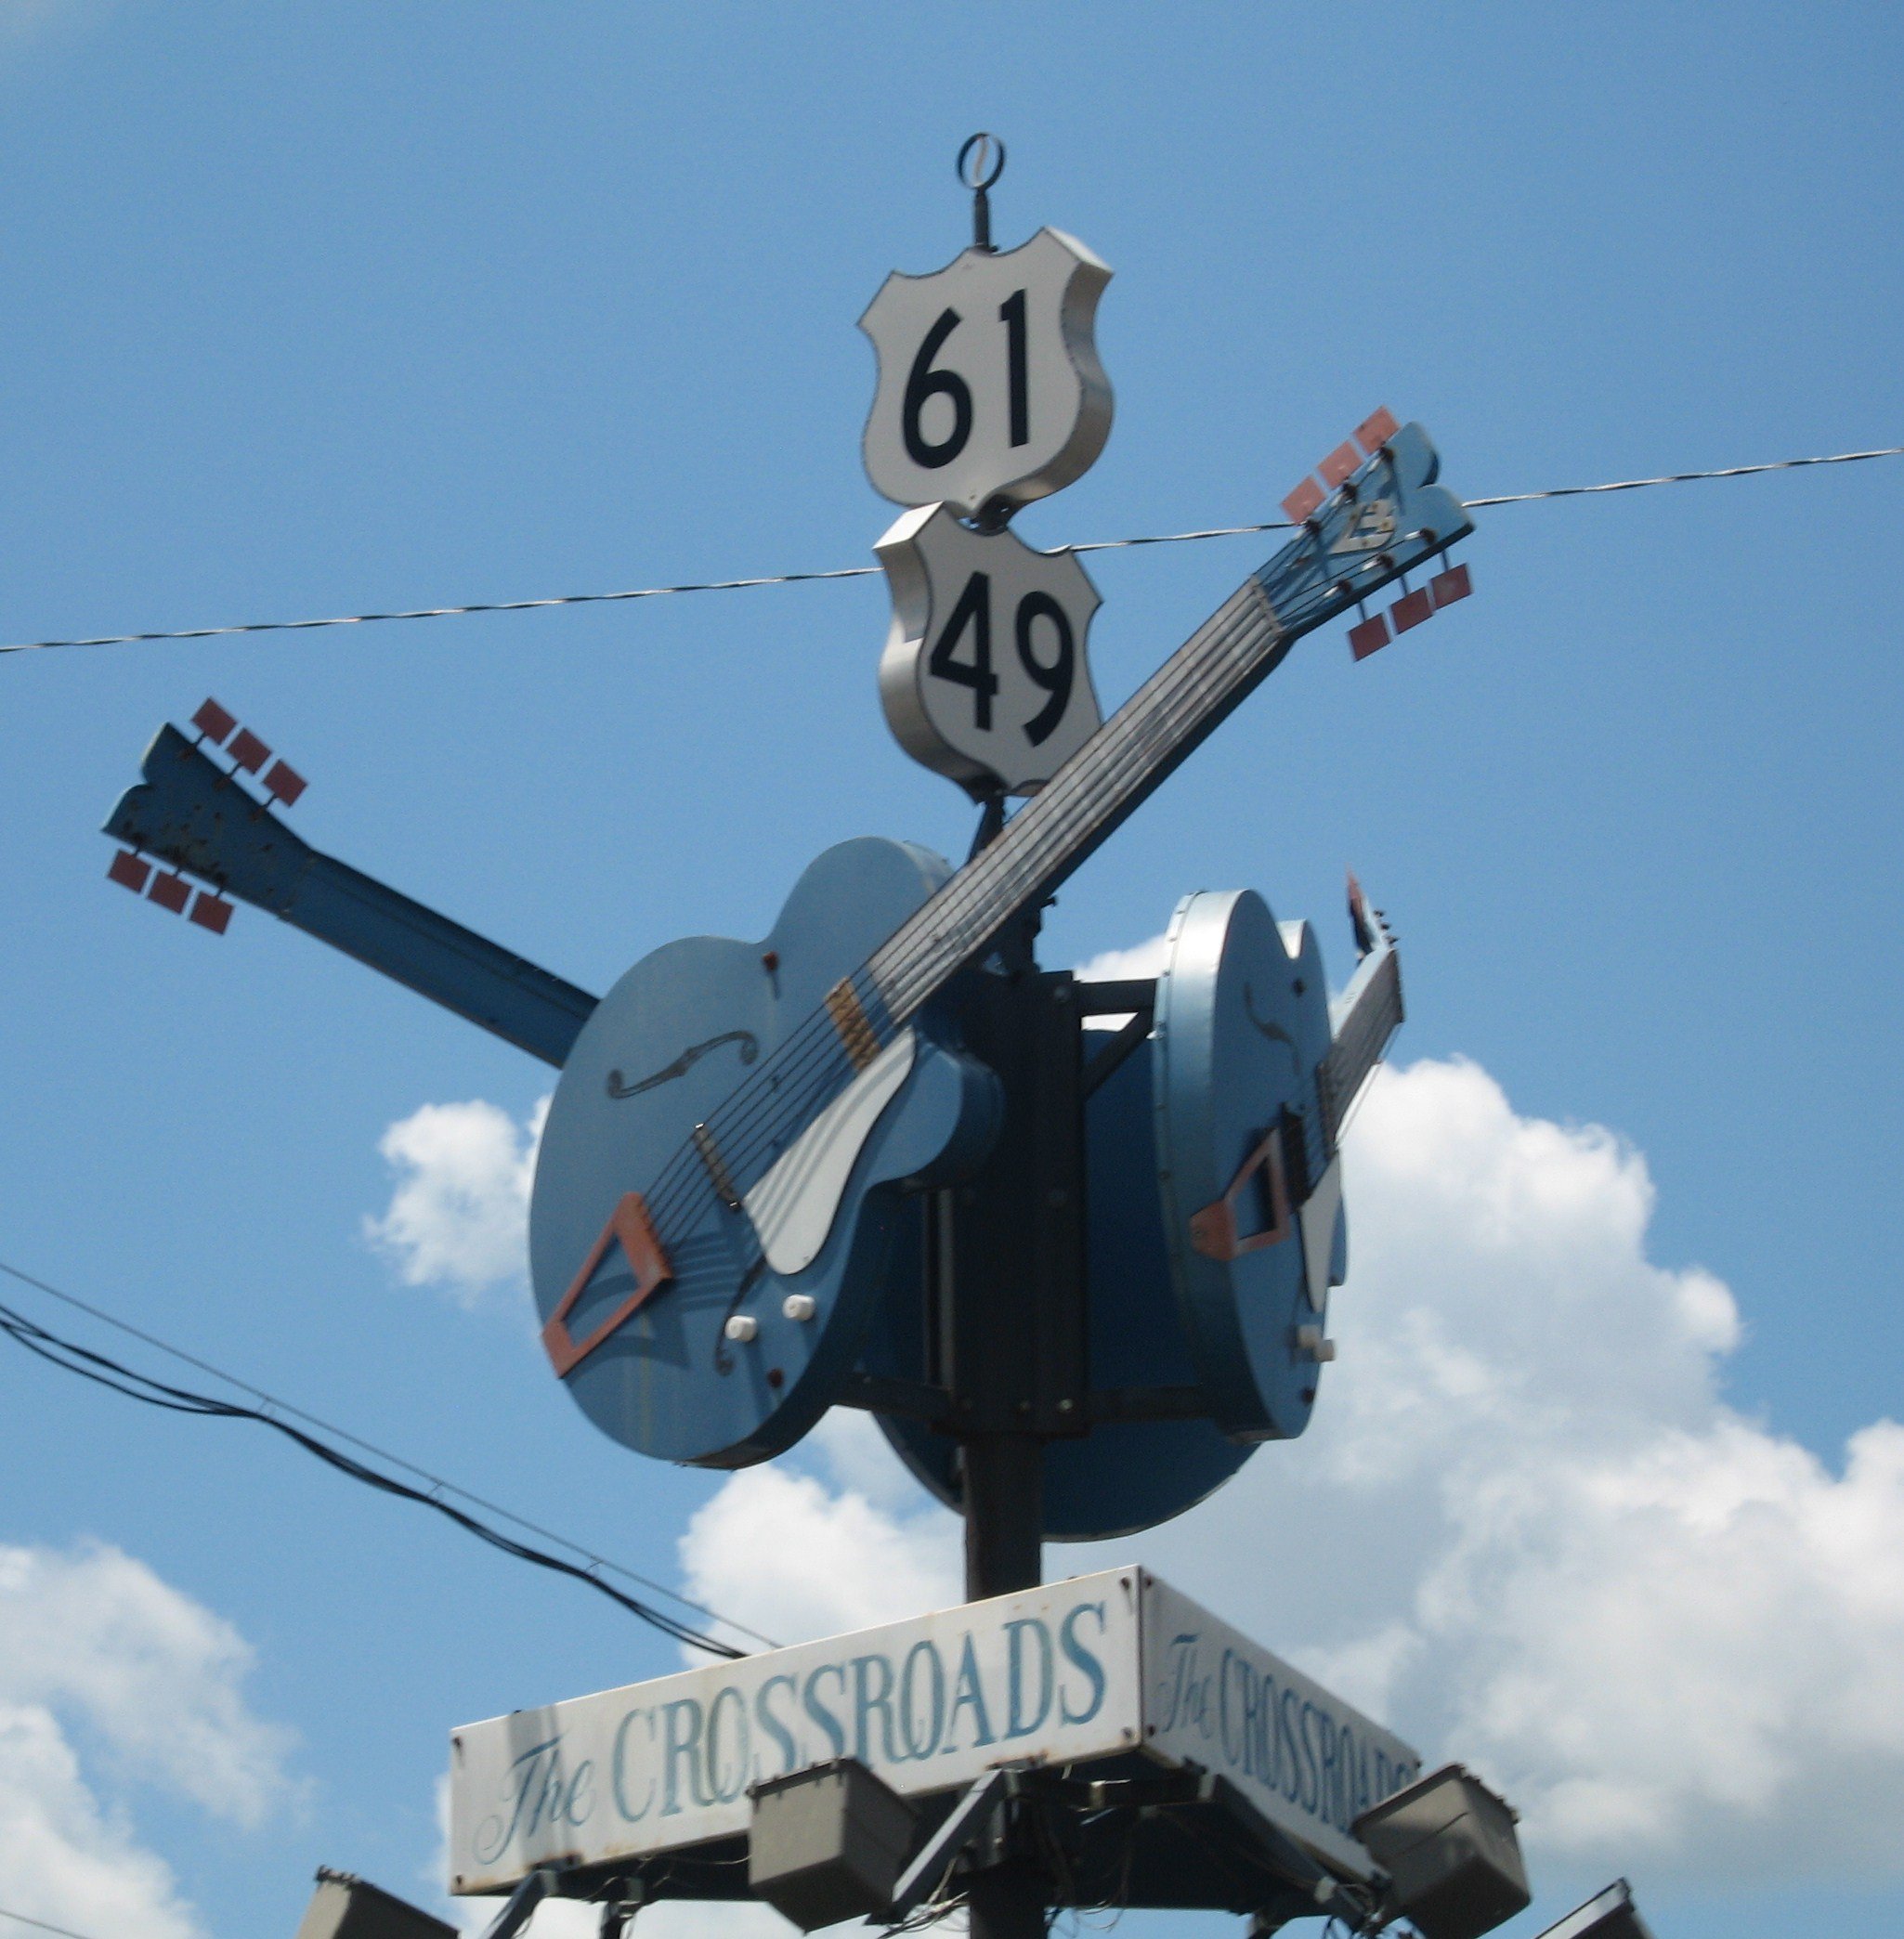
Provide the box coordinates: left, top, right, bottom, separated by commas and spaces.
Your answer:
871, 491, 1414, 1004
575, 476, 1443, 1284
627, 591, 1276, 1254
634, 541, 1356, 1251
8, 443, 1898, 657
593, 514, 1383, 1252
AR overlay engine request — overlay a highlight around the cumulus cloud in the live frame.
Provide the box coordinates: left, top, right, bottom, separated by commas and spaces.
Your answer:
365, 1097, 548, 1305
371, 1029, 1904, 1886
674, 1057, 1904, 1887
0, 1541, 296, 1938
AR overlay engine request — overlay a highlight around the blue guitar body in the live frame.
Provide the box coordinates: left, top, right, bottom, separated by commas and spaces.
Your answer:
528, 839, 999, 1469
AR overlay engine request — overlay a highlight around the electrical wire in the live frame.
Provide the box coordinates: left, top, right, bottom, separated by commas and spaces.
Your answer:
2, 444, 1896, 657
0, 1910, 102, 1939
0, 1257, 771, 1658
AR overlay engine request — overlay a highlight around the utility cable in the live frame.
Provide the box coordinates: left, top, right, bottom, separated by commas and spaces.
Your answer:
1, 444, 1896, 657
0, 1910, 102, 1939
0, 1257, 771, 1657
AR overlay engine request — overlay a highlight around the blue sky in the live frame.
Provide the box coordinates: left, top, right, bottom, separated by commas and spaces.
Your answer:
1, 5, 1900, 1938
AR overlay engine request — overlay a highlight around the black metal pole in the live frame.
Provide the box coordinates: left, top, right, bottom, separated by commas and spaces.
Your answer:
941, 964, 1084, 1939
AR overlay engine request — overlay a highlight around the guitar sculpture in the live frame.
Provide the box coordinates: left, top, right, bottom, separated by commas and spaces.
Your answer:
103, 423, 1467, 1474
528, 423, 1465, 1464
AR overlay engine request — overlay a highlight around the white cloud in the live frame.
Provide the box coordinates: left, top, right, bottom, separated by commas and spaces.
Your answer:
1074, 930, 1171, 1029
365, 1096, 548, 1306
0, 1541, 297, 1938
680, 1412, 959, 1647
669, 1056, 1904, 1888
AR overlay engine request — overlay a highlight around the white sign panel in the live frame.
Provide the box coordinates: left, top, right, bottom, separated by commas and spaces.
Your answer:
449, 1570, 1143, 1893
860, 228, 1113, 519
1139, 1576, 1422, 1880
448, 1569, 1420, 1894
876, 503, 1102, 796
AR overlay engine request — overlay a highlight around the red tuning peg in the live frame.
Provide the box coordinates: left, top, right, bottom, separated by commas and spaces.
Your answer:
1318, 441, 1362, 489
1355, 407, 1400, 455
1348, 615, 1390, 661
1390, 587, 1433, 633
261, 759, 306, 807
1431, 562, 1472, 608
107, 850, 152, 894
1281, 475, 1325, 525
189, 891, 234, 934
148, 872, 191, 915
191, 697, 237, 745
227, 727, 271, 774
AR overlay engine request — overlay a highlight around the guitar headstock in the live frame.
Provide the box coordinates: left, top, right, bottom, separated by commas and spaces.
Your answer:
103, 707, 313, 920
1261, 415, 1474, 657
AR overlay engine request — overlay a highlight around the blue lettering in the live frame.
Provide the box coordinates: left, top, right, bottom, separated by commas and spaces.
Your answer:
661, 1698, 710, 1816
756, 1675, 800, 1780
706, 1686, 750, 1803
1319, 1712, 1340, 1825
945, 1633, 995, 1750
1277, 1690, 1301, 1802
1298, 1701, 1322, 1814
612, 1708, 656, 1822
473, 1735, 563, 1864
1005, 1619, 1054, 1739
900, 1641, 945, 1759
852, 1653, 901, 1765
566, 1760, 594, 1828
1058, 1603, 1107, 1726
803, 1663, 848, 1759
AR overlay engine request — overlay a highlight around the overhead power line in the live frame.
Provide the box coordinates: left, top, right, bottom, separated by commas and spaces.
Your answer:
0, 1256, 773, 1657
0, 1908, 102, 1939
1, 444, 1896, 657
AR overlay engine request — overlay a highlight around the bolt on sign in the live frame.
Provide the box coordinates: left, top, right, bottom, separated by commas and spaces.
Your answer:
447, 1568, 1421, 1895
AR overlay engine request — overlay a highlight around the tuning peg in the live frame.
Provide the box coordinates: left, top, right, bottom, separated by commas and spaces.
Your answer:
1390, 587, 1433, 633
1355, 407, 1400, 455
107, 849, 151, 894
191, 697, 238, 745
1318, 441, 1362, 489
261, 758, 306, 806
148, 871, 190, 914
1431, 561, 1472, 608
189, 891, 233, 935
1281, 475, 1325, 525
227, 727, 271, 774
1348, 613, 1389, 660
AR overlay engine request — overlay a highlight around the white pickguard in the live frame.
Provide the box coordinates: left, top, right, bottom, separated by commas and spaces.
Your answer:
743, 1029, 917, 1277
1297, 1154, 1343, 1313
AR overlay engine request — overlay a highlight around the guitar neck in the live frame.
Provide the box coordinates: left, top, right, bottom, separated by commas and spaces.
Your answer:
867, 423, 1465, 1023
1315, 943, 1402, 1155
869, 577, 1281, 1021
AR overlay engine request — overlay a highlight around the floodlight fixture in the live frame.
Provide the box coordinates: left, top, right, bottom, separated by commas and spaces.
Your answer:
1351, 1763, 1532, 1939
291, 1868, 456, 1939
1531, 1879, 1656, 1939
748, 1756, 920, 1932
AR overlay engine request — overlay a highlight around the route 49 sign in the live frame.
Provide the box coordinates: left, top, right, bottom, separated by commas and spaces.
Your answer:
877, 503, 1102, 796
860, 228, 1113, 519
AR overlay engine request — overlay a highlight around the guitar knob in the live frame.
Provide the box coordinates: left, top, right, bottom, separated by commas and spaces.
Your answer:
1295, 1324, 1337, 1363
724, 1314, 760, 1344
781, 1294, 817, 1323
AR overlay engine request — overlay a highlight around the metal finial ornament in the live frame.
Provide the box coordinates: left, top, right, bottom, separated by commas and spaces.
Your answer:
956, 132, 1005, 252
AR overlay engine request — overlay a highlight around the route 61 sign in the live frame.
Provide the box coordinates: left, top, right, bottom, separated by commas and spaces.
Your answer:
877, 503, 1102, 796
860, 228, 1113, 520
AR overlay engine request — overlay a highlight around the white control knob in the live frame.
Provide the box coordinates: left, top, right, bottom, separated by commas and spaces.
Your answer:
782, 1294, 817, 1323
723, 1314, 759, 1344
1295, 1324, 1337, 1362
